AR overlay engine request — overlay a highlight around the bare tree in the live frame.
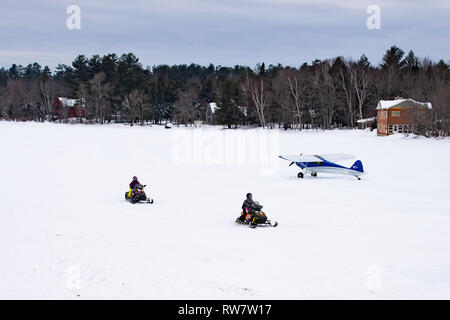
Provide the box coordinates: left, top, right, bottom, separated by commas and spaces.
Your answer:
287, 70, 306, 130
312, 62, 338, 129
339, 62, 355, 127
89, 72, 111, 124
272, 69, 293, 129
121, 93, 133, 125
428, 78, 450, 137
352, 63, 370, 121
122, 88, 150, 126
38, 75, 57, 120
76, 82, 89, 123
242, 72, 269, 128
173, 78, 202, 125
130, 88, 149, 126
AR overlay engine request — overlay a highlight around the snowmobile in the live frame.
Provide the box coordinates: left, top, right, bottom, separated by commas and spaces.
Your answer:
235, 202, 278, 228
124, 185, 154, 204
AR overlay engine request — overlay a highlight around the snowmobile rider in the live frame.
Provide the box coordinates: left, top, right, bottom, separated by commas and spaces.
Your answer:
128, 176, 143, 198
239, 193, 263, 222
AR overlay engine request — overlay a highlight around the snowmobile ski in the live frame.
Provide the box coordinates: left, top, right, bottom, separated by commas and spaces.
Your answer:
235, 218, 278, 228
249, 221, 278, 228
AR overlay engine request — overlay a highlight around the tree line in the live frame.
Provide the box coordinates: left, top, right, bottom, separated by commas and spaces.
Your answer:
0, 46, 449, 136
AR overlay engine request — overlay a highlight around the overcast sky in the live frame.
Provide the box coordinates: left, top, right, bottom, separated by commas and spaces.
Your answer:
1, 0, 449, 69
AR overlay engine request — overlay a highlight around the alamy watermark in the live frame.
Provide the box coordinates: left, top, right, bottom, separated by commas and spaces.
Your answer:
171, 128, 280, 176
64, 4, 380, 32
366, 5, 381, 30
66, 5, 81, 30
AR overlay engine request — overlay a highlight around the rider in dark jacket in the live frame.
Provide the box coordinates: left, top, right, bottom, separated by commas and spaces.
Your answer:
128, 176, 144, 199
239, 193, 262, 223
129, 176, 142, 189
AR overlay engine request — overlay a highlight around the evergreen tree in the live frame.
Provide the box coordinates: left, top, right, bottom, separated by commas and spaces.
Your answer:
381, 46, 406, 70
404, 50, 420, 71
215, 78, 243, 128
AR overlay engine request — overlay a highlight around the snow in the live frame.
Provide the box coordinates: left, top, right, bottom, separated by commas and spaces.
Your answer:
1, 122, 450, 299
58, 97, 78, 107
209, 102, 218, 114
376, 99, 432, 110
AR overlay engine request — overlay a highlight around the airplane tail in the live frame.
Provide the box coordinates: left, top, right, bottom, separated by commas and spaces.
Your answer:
351, 160, 364, 173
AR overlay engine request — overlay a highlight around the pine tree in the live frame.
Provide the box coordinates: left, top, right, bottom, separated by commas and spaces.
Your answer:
215, 78, 242, 128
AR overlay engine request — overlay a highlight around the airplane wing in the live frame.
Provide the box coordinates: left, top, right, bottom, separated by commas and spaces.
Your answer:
316, 153, 355, 162
279, 155, 322, 163
279, 153, 355, 163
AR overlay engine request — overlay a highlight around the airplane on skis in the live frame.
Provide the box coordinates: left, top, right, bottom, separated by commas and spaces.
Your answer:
279, 153, 364, 180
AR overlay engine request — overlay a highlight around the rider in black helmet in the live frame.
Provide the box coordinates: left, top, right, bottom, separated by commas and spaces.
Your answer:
239, 193, 263, 223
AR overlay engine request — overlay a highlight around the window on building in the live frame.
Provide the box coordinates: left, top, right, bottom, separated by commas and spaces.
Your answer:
388, 125, 393, 133
392, 111, 395, 117
396, 111, 400, 116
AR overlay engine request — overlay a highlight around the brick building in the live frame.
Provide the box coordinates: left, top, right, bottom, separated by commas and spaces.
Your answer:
376, 98, 432, 135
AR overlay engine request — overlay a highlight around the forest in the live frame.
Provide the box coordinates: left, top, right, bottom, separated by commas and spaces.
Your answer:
0, 46, 449, 136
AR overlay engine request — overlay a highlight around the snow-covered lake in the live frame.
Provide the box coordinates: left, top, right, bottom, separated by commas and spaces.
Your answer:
1, 121, 449, 299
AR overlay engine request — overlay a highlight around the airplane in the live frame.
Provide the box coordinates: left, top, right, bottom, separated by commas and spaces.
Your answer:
279, 153, 364, 180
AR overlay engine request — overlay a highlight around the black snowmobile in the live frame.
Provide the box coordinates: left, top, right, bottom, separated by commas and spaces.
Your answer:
125, 185, 154, 204
235, 201, 278, 228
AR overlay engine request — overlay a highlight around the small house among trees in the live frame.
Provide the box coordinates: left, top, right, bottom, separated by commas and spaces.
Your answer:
357, 117, 376, 130
52, 97, 86, 121
376, 98, 432, 135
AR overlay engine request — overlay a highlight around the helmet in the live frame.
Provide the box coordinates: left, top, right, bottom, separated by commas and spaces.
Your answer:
133, 176, 138, 181
246, 193, 253, 201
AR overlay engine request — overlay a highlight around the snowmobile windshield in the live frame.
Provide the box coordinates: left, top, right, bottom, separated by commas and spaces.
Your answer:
253, 201, 263, 209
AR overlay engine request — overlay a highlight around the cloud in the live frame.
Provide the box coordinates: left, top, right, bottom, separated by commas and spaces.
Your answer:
0, 0, 449, 68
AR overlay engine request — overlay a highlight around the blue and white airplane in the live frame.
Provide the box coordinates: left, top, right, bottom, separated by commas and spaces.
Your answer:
279, 153, 364, 180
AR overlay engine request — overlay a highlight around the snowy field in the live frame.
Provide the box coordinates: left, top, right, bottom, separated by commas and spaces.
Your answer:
1, 121, 449, 299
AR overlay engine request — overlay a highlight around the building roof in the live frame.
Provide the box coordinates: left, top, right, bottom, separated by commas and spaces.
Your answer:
356, 117, 376, 124
58, 97, 78, 107
376, 98, 432, 110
